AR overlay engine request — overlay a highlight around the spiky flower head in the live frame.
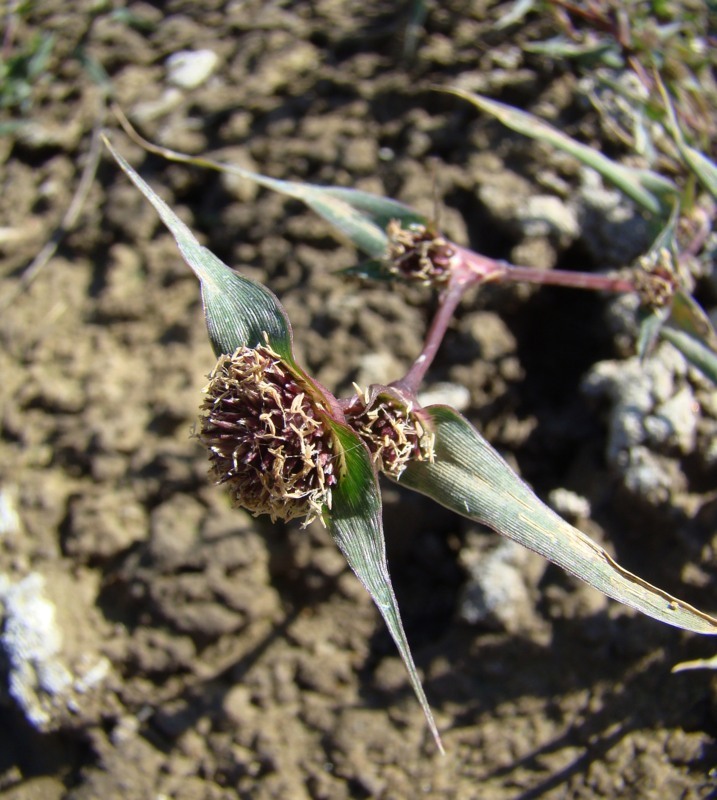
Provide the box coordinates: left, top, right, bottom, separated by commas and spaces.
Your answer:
633, 247, 679, 309
344, 385, 435, 479
384, 219, 456, 286
198, 344, 338, 526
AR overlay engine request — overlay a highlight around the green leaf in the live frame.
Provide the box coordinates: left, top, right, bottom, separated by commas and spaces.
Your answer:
326, 421, 444, 753
636, 204, 679, 360
637, 305, 670, 361
341, 258, 396, 282
109, 130, 426, 258
660, 326, 717, 385
445, 88, 679, 217
658, 75, 717, 199
494, 0, 537, 30
669, 290, 717, 353
249, 180, 390, 258
103, 136, 293, 359
524, 37, 623, 68
398, 406, 717, 635
316, 186, 427, 232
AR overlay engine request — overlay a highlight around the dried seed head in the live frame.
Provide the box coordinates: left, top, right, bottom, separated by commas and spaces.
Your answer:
633, 247, 679, 308
384, 219, 455, 286
344, 386, 435, 478
198, 345, 338, 526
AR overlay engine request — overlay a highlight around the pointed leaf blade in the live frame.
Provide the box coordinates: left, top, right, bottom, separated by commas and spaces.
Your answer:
317, 186, 428, 231
658, 75, 717, 199
398, 406, 717, 635
326, 422, 443, 753
112, 118, 430, 256
660, 326, 717, 385
263, 180, 390, 257
211, 172, 425, 257
103, 137, 292, 358
669, 290, 717, 354
636, 305, 670, 361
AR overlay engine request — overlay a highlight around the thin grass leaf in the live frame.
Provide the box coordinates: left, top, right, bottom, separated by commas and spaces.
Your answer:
669, 290, 717, 353
524, 37, 622, 68
317, 186, 427, 232
495, 0, 537, 30
103, 136, 293, 359
636, 204, 680, 360
326, 422, 443, 754
399, 406, 717, 635
445, 88, 679, 216
657, 74, 717, 199
403, 0, 428, 59
660, 326, 717, 384
672, 653, 717, 672
112, 114, 426, 257
637, 306, 670, 361
340, 259, 395, 282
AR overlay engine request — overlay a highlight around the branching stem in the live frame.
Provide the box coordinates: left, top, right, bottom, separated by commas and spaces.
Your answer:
397, 280, 467, 395
494, 263, 635, 293
395, 243, 635, 397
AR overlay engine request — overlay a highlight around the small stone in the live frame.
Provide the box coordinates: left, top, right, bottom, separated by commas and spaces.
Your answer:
458, 534, 546, 633
652, 386, 698, 453
0, 574, 71, 730
548, 488, 591, 520
166, 50, 219, 90
0, 485, 21, 538
515, 194, 579, 243
354, 351, 403, 388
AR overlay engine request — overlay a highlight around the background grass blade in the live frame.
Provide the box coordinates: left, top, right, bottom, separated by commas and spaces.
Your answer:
446, 88, 679, 217
658, 75, 717, 199
660, 327, 717, 384
399, 406, 717, 635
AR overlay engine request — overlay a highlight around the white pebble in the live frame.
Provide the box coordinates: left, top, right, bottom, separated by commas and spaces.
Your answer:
166, 49, 219, 90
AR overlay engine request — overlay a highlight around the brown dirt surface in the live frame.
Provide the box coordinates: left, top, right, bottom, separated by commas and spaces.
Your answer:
1, 2, 716, 799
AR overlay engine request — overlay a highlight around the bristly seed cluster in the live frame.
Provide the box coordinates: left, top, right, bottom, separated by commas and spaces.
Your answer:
344, 386, 435, 478
633, 247, 679, 308
198, 345, 338, 526
384, 219, 455, 286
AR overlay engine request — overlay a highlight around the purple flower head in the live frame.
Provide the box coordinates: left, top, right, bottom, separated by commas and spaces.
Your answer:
344, 385, 435, 478
198, 344, 338, 526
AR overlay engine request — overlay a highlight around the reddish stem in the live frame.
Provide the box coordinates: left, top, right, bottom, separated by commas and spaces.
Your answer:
495, 263, 635, 293
456, 244, 635, 293
393, 243, 635, 399
395, 280, 468, 395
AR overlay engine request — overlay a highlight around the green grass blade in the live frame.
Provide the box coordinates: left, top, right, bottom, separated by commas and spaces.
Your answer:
326, 422, 443, 753
109, 128, 426, 257
658, 76, 717, 199
317, 186, 427, 232
399, 406, 717, 635
670, 290, 717, 352
660, 327, 717, 384
104, 137, 293, 359
495, 0, 537, 30
446, 88, 679, 216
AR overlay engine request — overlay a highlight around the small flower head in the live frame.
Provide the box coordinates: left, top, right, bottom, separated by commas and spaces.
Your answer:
344, 385, 435, 478
384, 219, 456, 286
198, 345, 338, 526
633, 247, 679, 309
